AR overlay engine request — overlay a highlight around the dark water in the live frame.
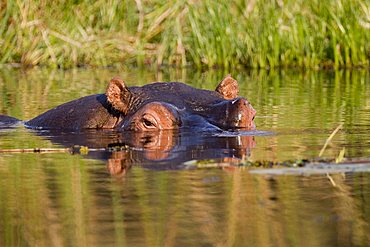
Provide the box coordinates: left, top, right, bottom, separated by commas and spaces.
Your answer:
0, 68, 369, 246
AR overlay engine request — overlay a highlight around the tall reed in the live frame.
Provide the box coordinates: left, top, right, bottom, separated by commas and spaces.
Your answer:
1, 0, 369, 68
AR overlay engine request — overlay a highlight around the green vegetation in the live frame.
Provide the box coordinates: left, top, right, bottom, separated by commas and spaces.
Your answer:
1, 0, 370, 68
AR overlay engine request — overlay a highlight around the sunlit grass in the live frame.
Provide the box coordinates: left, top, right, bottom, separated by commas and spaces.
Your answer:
1, 0, 370, 68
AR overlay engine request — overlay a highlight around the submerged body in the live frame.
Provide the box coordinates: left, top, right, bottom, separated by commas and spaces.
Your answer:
1, 76, 256, 131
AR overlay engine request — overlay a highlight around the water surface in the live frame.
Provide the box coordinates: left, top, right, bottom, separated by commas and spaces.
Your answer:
0, 68, 369, 246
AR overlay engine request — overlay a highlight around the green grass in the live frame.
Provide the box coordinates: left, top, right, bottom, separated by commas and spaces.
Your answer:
1, 0, 370, 68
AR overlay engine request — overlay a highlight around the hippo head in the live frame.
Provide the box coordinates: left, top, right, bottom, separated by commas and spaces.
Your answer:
106, 75, 256, 132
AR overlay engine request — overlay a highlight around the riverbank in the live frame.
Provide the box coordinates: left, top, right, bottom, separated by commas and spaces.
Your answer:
1, 0, 369, 68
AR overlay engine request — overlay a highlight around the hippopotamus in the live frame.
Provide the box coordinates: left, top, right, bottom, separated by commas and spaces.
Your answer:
0, 75, 256, 131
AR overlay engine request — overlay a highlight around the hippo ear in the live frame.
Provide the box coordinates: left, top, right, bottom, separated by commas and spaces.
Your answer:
106, 77, 132, 114
215, 75, 239, 100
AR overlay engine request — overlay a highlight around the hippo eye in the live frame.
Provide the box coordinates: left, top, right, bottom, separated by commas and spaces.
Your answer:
141, 114, 157, 129
143, 119, 155, 128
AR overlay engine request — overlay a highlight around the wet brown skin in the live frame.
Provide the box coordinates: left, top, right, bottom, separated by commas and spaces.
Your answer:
24, 75, 256, 131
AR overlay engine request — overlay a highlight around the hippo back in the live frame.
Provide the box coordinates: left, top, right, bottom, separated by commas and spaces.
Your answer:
25, 94, 120, 130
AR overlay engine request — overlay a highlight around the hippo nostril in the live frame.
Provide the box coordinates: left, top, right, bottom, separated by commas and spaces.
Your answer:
252, 116, 255, 121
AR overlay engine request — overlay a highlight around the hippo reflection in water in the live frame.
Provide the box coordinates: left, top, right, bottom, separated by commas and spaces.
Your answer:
34, 129, 256, 177
0, 75, 256, 131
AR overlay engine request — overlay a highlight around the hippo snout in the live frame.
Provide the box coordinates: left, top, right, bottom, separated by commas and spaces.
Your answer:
225, 98, 256, 130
